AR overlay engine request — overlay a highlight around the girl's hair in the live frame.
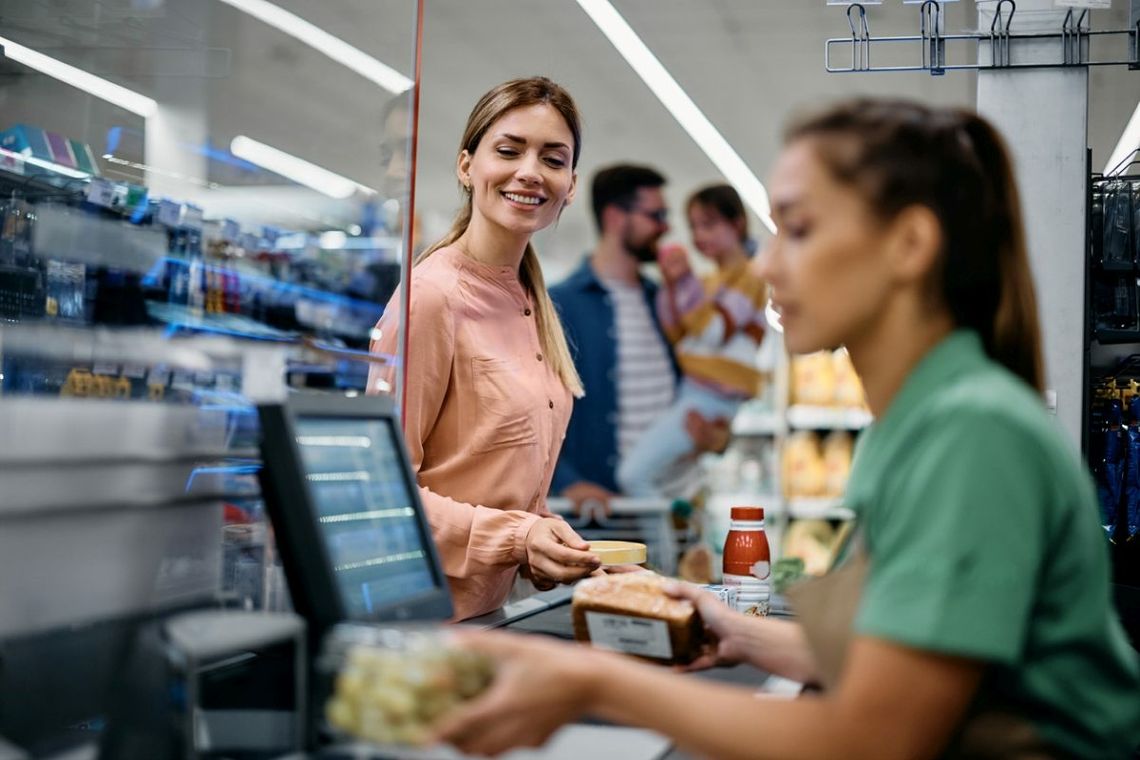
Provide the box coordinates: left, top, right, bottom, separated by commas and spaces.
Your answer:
417, 77, 583, 397
686, 183, 749, 243
787, 99, 1044, 393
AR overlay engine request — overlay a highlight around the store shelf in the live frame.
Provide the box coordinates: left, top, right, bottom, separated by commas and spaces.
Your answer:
786, 497, 855, 520
147, 301, 298, 342
731, 409, 782, 436
787, 405, 872, 430
1094, 328, 1140, 345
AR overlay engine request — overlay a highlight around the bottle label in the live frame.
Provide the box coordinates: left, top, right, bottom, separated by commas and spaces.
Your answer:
585, 612, 673, 660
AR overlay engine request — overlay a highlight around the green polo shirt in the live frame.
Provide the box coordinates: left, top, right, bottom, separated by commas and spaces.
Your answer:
846, 330, 1140, 758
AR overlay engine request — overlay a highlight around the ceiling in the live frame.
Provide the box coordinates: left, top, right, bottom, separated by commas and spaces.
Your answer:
0, 0, 1137, 277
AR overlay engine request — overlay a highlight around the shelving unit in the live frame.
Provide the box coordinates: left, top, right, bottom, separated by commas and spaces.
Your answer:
700, 333, 868, 577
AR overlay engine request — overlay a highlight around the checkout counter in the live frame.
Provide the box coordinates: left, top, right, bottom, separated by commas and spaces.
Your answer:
0, 393, 792, 760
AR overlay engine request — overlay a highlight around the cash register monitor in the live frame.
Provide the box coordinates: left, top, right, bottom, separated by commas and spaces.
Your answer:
257, 394, 452, 638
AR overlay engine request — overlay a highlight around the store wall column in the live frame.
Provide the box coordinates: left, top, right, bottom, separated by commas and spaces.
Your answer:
142, 2, 212, 198
976, 1, 1088, 448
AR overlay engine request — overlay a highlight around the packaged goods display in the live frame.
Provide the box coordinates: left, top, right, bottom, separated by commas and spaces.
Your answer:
322, 625, 495, 748
790, 349, 866, 410
571, 573, 705, 664
0, 121, 396, 392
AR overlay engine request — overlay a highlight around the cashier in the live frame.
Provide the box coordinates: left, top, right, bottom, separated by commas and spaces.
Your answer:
434, 99, 1140, 757
369, 77, 600, 621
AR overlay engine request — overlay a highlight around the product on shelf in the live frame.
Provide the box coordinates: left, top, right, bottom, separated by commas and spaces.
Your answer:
782, 430, 826, 497
822, 431, 854, 498
571, 572, 705, 664
790, 351, 836, 406
782, 519, 839, 576
831, 348, 866, 408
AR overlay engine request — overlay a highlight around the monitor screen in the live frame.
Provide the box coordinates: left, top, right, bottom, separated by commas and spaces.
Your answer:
257, 394, 452, 635
293, 417, 437, 616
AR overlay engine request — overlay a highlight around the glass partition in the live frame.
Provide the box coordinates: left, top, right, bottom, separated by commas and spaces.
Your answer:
0, 0, 420, 648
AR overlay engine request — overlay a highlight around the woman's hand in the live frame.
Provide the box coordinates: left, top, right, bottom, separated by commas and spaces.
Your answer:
525, 518, 600, 587
433, 631, 601, 756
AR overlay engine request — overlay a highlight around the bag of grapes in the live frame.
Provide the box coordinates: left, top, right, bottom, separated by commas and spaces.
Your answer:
320, 624, 495, 750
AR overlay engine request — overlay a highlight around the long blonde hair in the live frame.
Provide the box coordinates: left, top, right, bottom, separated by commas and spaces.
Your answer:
416, 77, 584, 397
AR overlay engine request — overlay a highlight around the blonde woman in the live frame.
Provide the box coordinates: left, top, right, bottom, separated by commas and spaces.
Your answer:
369, 78, 600, 621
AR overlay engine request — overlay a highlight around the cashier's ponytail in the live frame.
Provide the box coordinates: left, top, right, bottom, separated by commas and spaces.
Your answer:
787, 99, 1044, 393
416, 78, 583, 397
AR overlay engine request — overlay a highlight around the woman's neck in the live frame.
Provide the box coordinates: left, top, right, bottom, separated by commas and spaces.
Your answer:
845, 305, 955, 419
458, 212, 530, 269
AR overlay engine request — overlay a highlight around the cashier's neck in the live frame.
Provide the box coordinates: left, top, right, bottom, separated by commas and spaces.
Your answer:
456, 212, 531, 270
845, 302, 955, 420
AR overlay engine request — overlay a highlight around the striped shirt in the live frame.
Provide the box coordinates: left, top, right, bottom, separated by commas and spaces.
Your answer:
601, 277, 676, 460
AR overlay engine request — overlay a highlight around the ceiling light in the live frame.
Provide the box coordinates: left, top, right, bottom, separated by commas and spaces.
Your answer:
230, 135, 374, 199
574, 0, 776, 234
215, 0, 413, 94
0, 35, 157, 118
1105, 100, 1140, 175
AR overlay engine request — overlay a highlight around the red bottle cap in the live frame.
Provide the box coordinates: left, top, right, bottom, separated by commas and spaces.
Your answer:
730, 506, 764, 520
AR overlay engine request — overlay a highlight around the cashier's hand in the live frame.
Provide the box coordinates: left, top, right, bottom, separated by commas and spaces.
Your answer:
434, 630, 598, 756
663, 581, 746, 672
525, 518, 601, 588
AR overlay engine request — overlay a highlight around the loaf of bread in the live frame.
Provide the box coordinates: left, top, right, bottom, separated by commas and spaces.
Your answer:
571, 573, 705, 664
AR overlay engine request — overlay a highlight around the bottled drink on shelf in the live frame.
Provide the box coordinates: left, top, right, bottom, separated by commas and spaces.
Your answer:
722, 506, 771, 616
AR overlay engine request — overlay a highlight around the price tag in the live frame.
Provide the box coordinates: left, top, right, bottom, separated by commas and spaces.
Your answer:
171, 370, 195, 391
585, 612, 673, 660
85, 178, 117, 210
157, 200, 183, 228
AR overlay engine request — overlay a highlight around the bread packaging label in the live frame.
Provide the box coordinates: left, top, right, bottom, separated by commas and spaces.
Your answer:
584, 612, 673, 660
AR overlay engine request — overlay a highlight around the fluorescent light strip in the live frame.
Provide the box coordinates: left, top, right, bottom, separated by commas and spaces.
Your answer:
1105, 100, 1140, 175
574, 0, 776, 234
230, 135, 374, 199
0, 35, 157, 118
0, 146, 90, 179
215, 0, 413, 94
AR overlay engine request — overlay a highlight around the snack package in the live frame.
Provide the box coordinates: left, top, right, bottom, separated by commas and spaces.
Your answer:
831, 349, 866, 408
783, 431, 825, 497
571, 573, 705, 665
822, 431, 854, 498
791, 352, 836, 407
783, 519, 837, 576
322, 625, 495, 748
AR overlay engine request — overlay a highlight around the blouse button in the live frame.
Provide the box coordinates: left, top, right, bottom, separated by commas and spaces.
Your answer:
524, 308, 532, 316
536, 352, 543, 362
548, 400, 554, 409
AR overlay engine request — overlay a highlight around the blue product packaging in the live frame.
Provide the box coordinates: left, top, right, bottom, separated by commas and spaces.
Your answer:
1127, 397, 1140, 540
1099, 400, 1125, 538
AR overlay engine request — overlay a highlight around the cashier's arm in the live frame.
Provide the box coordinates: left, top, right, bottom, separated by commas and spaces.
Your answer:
437, 633, 983, 760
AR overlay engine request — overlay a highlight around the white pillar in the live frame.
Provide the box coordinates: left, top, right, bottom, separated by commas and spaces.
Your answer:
976, 1, 1088, 449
